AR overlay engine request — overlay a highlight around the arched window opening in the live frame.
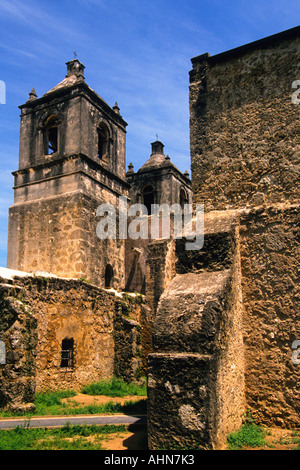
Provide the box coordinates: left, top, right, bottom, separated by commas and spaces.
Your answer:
60, 338, 74, 368
44, 114, 59, 155
180, 188, 188, 210
105, 264, 114, 288
142, 185, 155, 214
98, 123, 110, 162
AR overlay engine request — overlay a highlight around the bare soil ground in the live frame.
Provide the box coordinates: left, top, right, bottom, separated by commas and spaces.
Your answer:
242, 427, 300, 451
61, 393, 147, 407
62, 394, 299, 450
62, 393, 148, 450
100, 426, 148, 450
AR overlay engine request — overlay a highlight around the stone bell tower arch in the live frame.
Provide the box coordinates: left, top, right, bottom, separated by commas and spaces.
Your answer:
7, 59, 129, 289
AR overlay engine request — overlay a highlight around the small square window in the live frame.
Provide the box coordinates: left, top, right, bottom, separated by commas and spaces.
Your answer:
60, 338, 74, 368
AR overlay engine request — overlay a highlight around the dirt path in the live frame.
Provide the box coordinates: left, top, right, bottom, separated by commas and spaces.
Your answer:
62, 395, 299, 450
62, 393, 148, 450
61, 393, 147, 406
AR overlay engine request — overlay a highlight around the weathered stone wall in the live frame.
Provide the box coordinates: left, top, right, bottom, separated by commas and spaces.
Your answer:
187, 28, 300, 436
8, 190, 125, 289
0, 281, 37, 412
189, 28, 300, 211
25, 276, 117, 392
8, 59, 129, 291
147, 213, 245, 450
0, 272, 146, 403
147, 201, 300, 446
240, 204, 300, 428
144, 239, 176, 315
114, 294, 147, 381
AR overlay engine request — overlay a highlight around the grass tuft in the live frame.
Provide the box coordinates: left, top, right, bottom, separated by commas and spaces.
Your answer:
0, 380, 147, 418
227, 413, 268, 450
81, 377, 147, 398
0, 424, 127, 450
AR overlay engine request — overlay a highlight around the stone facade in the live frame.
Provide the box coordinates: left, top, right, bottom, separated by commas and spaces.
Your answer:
240, 204, 300, 428
0, 269, 148, 407
147, 212, 245, 450
147, 26, 300, 449
125, 140, 192, 293
1, 26, 299, 451
7, 59, 129, 289
2, 58, 189, 412
126, 140, 192, 210
189, 26, 300, 211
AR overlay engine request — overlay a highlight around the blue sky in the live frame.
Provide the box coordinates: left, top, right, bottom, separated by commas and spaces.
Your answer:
0, 0, 299, 267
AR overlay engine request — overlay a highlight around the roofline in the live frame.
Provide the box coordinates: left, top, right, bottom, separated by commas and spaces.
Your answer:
19, 81, 128, 128
127, 163, 192, 187
191, 25, 300, 66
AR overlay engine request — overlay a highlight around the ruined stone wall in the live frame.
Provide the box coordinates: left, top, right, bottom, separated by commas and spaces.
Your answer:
0, 281, 37, 412
144, 239, 176, 315
147, 213, 245, 450
240, 204, 300, 428
0, 273, 146, 403
114, 294, 149, 380
189, 30, 300, 211
15, 276, 117, 393
188, 28, 300, 433
147, 201, 300, 447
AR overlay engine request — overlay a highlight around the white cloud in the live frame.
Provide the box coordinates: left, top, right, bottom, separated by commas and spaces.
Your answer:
0, 0, 89, 54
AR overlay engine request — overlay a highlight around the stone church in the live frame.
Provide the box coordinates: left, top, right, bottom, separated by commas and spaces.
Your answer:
6, 57, 191, 290
0, 57, 191, 410
0, 26, 300, 450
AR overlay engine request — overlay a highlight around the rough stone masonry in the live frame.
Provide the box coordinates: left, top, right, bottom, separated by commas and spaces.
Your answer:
147, 26, 300, 450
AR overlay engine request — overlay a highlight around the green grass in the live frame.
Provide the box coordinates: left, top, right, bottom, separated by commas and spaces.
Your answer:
35, 389, 76, 409
227, 422, 268, 450
81, 377, 147, 398
0, 424, 127, 450
0, 386, 147, 418
291, 431, 300, 450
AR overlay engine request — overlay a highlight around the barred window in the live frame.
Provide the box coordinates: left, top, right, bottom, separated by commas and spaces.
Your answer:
60, 338, 74, 368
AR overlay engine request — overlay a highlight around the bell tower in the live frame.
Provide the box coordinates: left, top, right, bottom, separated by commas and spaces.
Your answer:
7, 59, 129, 288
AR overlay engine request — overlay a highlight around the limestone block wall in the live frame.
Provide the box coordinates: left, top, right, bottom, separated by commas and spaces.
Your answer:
240, 204, 300, 428
0, 273, 146, 404
147, 213, 245, 450
8, 189, 125, 289
189, 28, 300, 211
0, 281, 37, 412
